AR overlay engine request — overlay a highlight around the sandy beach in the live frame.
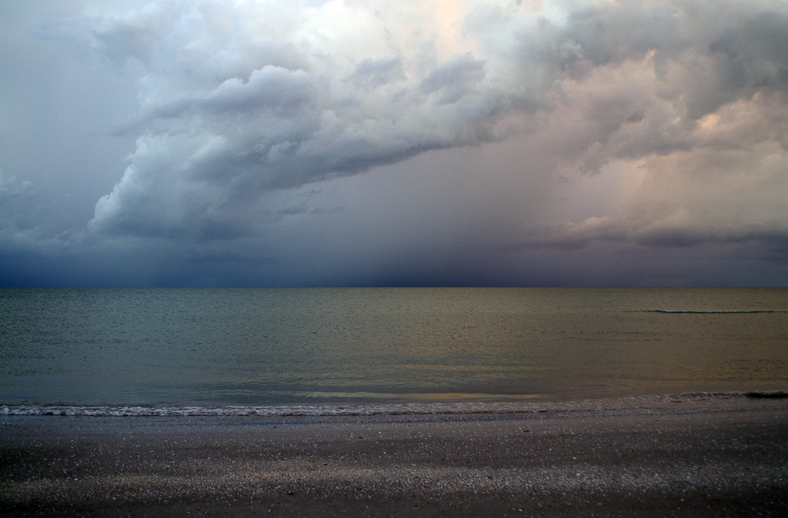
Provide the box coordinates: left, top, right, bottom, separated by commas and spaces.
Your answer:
2, 393, 787, 517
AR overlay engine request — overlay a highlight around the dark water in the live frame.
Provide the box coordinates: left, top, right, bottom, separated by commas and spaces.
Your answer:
1, 288, 786, 408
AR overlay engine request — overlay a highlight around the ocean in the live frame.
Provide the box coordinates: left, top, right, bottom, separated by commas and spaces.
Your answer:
1, 288, 786, 414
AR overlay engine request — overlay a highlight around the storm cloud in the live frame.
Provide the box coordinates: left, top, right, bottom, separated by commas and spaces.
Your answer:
1, 0, 787, 286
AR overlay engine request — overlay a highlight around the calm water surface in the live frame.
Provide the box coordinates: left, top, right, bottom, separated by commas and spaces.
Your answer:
1, 288, 786, 407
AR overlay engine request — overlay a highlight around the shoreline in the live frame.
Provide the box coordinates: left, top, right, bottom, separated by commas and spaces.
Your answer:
4, 389, 788, 417
2, 393, 788, 517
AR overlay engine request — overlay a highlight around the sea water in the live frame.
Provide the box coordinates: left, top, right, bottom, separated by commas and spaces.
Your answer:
1, 288, 786, 412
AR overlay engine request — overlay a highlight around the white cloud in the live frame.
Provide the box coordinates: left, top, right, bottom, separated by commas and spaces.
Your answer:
85, 0, 565, 238
523, 87, 788, 252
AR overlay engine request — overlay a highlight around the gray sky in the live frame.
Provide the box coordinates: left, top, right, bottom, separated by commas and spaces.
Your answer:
1, 0, 787, 286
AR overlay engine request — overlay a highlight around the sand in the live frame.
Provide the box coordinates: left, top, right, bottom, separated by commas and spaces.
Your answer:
2, 393, 787, 517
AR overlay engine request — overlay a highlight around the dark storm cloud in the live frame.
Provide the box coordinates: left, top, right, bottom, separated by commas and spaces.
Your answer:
2, 0, 788, 287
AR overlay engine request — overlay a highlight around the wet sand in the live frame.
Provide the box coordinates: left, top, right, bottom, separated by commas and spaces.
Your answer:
2, 394, 788, 517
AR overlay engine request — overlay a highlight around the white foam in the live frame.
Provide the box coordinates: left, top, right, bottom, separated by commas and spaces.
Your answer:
2, 392, 770, 418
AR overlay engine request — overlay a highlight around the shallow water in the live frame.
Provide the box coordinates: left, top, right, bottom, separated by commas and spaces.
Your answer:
1, 288, 786, 407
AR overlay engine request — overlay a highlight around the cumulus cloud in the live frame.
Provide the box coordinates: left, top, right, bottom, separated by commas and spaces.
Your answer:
85, 0, 553, 238
488, 0, 788, 264
81, 0, 788, 250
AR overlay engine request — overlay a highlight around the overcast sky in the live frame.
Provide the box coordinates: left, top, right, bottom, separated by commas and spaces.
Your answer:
1, 0, 787, 287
